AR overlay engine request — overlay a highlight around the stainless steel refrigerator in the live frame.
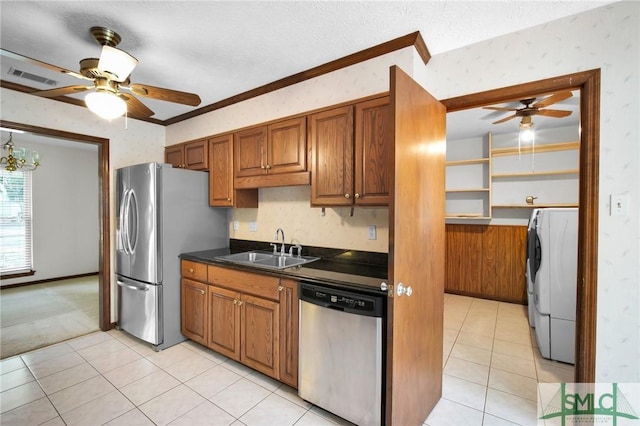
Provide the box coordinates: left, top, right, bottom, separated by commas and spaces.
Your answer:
115, 162, 228, 350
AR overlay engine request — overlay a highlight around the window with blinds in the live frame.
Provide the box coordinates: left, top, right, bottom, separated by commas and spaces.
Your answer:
0, 170, 33, 276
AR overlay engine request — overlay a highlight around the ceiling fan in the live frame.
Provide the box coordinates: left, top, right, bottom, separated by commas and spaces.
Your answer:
484, 91, 573, 124
0, 26, 201, 119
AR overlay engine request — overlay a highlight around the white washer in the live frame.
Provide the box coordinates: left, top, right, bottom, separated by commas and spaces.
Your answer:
533, 208, 578, 364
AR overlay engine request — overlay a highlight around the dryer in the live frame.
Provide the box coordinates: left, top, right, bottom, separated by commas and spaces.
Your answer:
526, 209, 542, 327
532, 208, 578, 364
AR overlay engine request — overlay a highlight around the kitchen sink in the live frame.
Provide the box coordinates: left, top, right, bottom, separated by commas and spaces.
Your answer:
218, 251, 274, 263
215, 251, 320, 270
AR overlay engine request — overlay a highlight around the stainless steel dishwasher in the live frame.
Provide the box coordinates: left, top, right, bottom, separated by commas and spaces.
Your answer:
298, 281, 385, 426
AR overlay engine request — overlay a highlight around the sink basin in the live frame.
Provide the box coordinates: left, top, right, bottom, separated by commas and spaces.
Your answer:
215, 251, 319, 270
253, 255, 310, 269
219, 251, 274, 263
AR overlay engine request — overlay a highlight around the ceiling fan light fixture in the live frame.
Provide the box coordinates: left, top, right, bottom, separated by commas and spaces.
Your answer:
519, 116, 535, 144
98, 45, 138, 82
85, 90, 127, 120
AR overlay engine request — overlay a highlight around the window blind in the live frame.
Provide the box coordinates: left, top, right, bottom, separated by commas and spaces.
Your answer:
0, 170, 33, 275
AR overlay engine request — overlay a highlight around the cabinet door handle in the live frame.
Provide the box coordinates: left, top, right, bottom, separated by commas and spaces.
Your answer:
227, 198, 231, 202
355, 193, 360, 199
238, 301, 244, 306
189, 268, 194, 273
345, 193, 350, 199
199, 289, 205, 295
265, 164, 271, 169
278, 285, 284, 292
261, 165, 266, 169
233, 299, 238, 304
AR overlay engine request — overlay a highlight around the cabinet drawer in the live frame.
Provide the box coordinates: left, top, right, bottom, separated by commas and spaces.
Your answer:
182, 260, 208, 282
208, 265, 280, 301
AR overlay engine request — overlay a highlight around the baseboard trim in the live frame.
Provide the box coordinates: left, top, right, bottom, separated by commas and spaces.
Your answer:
0, 272, 99, 290
445, 289, 527, 305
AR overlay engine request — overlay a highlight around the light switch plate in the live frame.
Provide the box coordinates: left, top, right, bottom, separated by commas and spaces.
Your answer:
249, 221, 257, 232
232, 220, 239, 231
610, 194, 629, 216
368, 225, 377, 240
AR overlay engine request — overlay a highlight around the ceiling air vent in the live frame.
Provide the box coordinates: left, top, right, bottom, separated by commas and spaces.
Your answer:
8, 67, 57, 86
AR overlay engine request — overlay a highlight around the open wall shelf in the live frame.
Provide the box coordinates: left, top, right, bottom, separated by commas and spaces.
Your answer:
445, 129, 580, 221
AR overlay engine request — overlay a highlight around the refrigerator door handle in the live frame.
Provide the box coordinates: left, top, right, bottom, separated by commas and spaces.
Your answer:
117, 280, 150, 292
127, 190, 138, 253
118, 188, 129, 254
122, 189, 132, 255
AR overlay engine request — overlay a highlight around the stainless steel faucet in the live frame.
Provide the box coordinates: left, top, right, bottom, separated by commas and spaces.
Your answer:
274, 228, 285, 256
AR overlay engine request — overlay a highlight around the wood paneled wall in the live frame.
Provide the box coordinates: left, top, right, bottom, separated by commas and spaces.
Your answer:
445, 224, 527, 304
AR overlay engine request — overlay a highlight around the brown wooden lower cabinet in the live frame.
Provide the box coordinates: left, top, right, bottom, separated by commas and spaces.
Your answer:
240, 293, 279, 378
445, 224, 527, 304
207, 285, 241, 359
180, 261, 298, 388
180, 278, 208, 346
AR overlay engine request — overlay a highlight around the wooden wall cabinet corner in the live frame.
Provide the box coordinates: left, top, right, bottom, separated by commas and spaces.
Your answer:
310, 97, 391, 207
209, 134, 258, 208
165, 144, 184, 169
165, 139, 209, 170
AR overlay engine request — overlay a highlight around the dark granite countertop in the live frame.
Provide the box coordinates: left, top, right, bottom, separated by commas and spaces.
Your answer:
180, 239, 389, 295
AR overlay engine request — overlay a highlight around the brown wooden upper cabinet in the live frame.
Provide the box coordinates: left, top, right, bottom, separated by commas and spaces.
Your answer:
208, 135, 258, 208
310, 97, 391, 207
234, 117, 307, 187
165, 139, 209, 170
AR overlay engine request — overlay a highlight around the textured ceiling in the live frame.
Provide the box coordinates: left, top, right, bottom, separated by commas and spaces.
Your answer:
0, 1, 611, 123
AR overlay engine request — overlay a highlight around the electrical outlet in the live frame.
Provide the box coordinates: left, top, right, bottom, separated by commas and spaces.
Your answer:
368, 225, 377, 240
232, 220, 239, 231
249, 221, 257, 232
610, 194, 629, 216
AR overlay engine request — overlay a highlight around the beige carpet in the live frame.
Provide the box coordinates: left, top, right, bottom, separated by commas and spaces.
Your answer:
0, 276, 99, 359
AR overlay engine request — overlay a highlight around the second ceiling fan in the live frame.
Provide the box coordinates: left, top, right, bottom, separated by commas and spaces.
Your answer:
484, 91, 574, 124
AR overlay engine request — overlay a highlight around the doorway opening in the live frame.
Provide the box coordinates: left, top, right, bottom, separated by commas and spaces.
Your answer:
441, 69, 600, 383
0, 120, 111, 338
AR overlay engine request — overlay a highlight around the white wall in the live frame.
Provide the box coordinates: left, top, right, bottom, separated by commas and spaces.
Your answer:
424, 1, 639, 383
0, 137, 99, 286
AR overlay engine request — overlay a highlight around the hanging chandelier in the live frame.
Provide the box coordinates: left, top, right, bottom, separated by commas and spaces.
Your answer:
0, 132, 41, 172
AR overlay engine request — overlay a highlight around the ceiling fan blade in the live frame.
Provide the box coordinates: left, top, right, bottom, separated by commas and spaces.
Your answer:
493, 114, 518, 124
533, 91, 573, 109
483, 106, 518, 112
118, 93, 154, 118
125, 83, 201, 106
0, 48, 93, 82
31, 85, 93, 98
534, 109, 573, 118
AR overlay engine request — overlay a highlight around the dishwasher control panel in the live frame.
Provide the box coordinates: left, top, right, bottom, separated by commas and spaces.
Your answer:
299, 282, 384, 317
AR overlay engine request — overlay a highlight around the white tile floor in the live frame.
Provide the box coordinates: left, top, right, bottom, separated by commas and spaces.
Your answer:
0, 294, 574, 426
